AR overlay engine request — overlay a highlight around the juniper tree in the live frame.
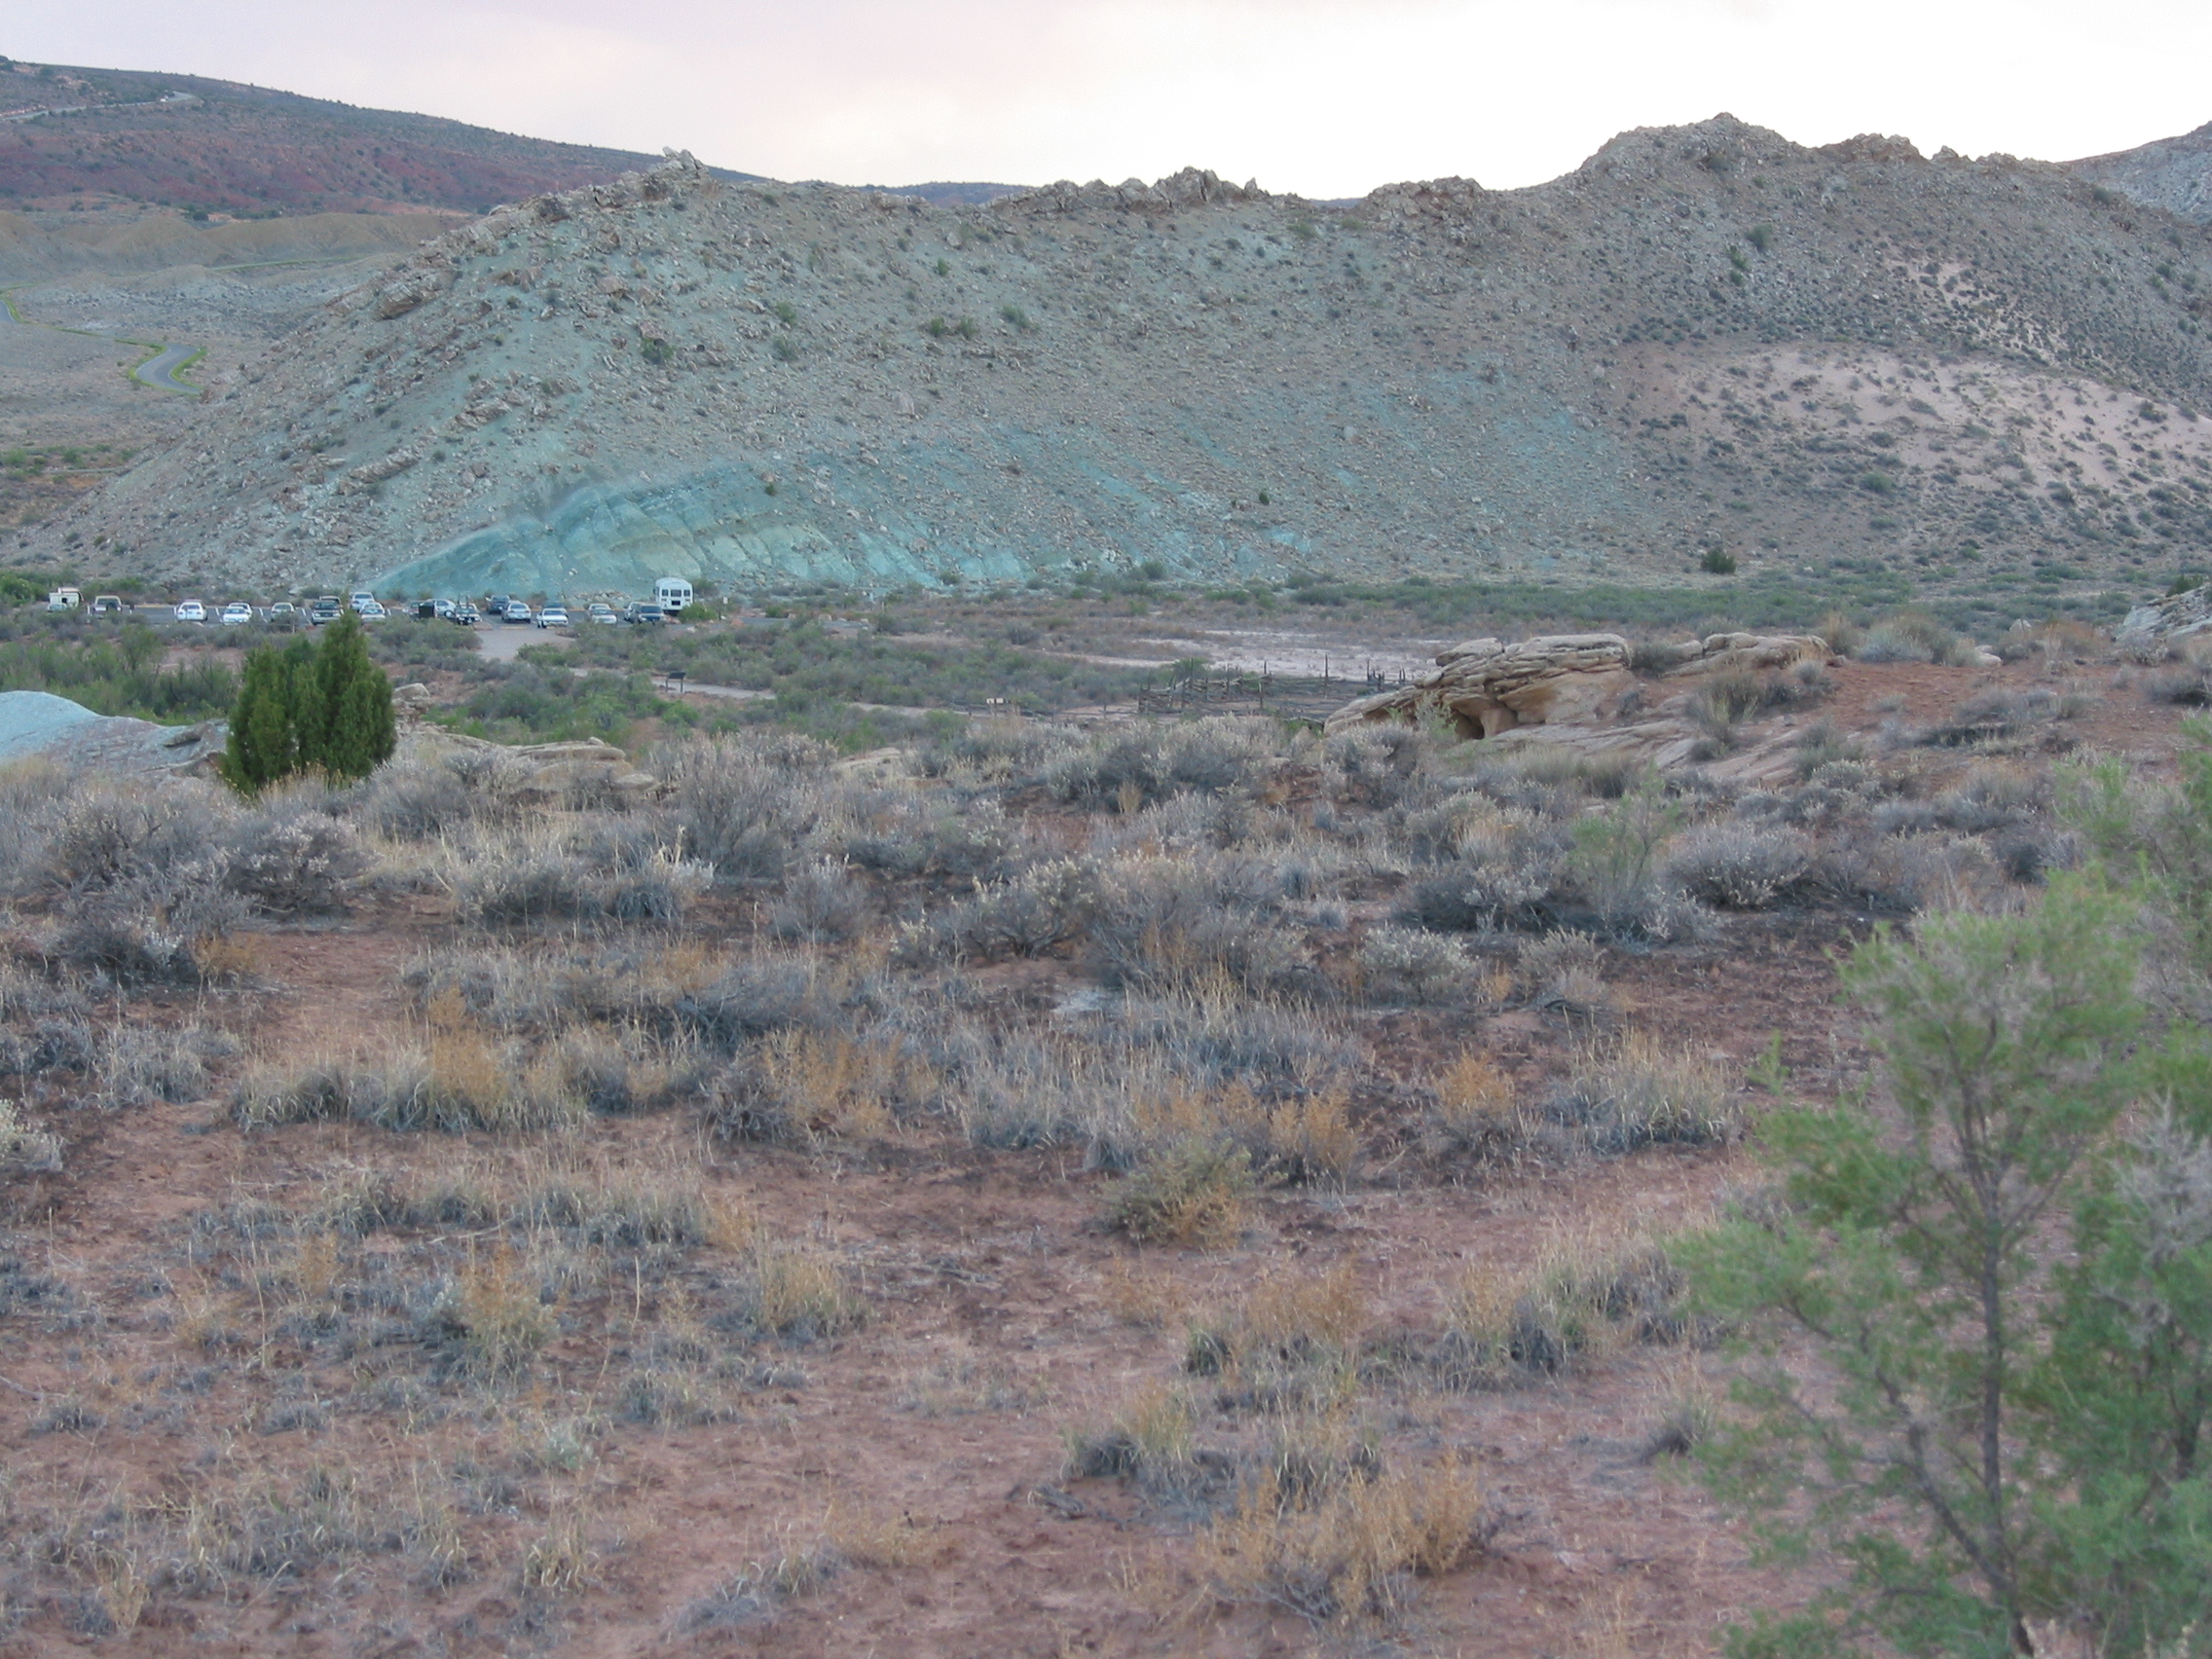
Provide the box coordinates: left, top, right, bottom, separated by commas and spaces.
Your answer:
1678, 880, 2207, 1658
310, 609, 394, 781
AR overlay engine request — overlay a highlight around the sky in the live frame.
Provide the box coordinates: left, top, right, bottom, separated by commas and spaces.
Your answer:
9, 0, 2212, 199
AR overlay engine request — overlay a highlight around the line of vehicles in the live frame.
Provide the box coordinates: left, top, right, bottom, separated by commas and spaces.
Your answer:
45, 578, 698, 629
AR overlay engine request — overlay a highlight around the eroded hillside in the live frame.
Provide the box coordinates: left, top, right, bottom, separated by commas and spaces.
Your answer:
29, 117, 2212, 601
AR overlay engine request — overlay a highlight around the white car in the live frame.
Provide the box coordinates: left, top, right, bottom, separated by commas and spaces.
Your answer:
355, 600, 387, 620
588, 603, 619, 625
219, 602, 254, 625
173, 600, 206, 622
504, 601, 533, 624
535, 605, 570, 629
349, 591, 378, 612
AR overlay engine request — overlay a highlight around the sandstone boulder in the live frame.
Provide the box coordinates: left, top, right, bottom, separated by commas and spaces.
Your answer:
1325, 630, 1831, 774
1327, 633, 1637, 739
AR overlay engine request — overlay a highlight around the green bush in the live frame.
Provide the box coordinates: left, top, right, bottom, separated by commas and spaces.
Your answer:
223, 610, 394, 792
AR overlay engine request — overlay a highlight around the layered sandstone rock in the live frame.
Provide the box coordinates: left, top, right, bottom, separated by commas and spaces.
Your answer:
1325, 631, 1828, 747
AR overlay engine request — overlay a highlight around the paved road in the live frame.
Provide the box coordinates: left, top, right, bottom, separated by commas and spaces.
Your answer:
130, 342, 199, 392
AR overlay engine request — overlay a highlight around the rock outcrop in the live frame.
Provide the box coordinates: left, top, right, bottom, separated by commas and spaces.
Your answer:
2118, 584, 2212, 649
1327, 631, 1828, 744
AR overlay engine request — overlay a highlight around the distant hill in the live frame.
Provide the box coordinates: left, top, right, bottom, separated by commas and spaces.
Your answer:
0, 57, 760, 215
35, 122, 2212, 624
2074, 121, 2212, 223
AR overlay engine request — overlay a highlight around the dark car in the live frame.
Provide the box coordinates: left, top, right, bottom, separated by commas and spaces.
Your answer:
307, 597, 343, 625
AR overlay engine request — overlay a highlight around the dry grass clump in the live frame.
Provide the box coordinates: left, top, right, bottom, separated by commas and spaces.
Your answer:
1554, 1031, 1743, 1153
444, 1244, 558, 1381
1184, 1264, 1367, 1410
1442, 1228, 1687, 1381
745, 1237, 866, 1342
1190, 1454, 1488, 1628
0, 1095, 63, 1175
1105, 1137, 1257, 1246
701, 1028, 931, 1144
1061, 1382, 1208, 1495
1428, 1051, 1530, 1160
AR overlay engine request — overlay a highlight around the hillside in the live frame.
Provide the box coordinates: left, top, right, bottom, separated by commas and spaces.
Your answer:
29, 117, 2212, 611
2074, 120, 2212, 222
0, 58, 754, 215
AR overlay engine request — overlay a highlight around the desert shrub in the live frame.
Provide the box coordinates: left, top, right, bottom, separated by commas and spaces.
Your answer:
232, 1037, 585, 1134
1105, 1137, 1256, 1245
1087, 857, 1311, 994
0, 757, 71, 875
906, 855, 1101, 962
843, 795, 1014, 879
1857, 609, 1978, 667
1318, 723, 1427, 807
1443, 1231, 1685, 1383
354, 749, 533, 838
2146, 665, 2212, 706
1666, 824, 1812, 909
440, 827, 711, 926
653, 733, 835, 882
1564, 784, 1701, 940
914, 716, 1087, 784
1397, 803, 1566, 932
700, 1029, 921, 1144
1552, 1032, 1741, 1152
766, 859, 871, 943
1044, 716, 1278, 807
1357, 926, 1482, 1005
16, 777, 236, 899
222, 804, 365, 915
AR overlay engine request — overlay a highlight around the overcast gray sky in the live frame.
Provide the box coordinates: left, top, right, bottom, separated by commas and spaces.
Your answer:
10, 1, 2209, 198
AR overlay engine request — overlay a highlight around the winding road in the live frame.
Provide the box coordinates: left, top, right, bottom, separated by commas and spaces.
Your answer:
0, 282, 200, 394
129, 342, 200, 392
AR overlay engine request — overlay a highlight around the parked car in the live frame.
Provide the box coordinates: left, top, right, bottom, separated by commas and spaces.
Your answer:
349, 591, 377, 612
504, 601, 533, 624
91, 594, 125, 615
219, 602, 254, 625
431, 598, 457, 618
356, 600, 387, 621
587, 602, 618, 625
267, 602, 298, 625
623, 602, 664, 625
307, 597, 343, 624
535, 604, 570, 629
453, 604, 480, 626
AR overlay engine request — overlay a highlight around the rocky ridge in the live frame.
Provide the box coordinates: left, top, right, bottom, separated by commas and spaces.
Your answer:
2074, 121, 2212, 225
28, 116, 2212, 600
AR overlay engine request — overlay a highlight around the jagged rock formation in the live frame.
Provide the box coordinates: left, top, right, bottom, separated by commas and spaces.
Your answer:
2074, 122, 2212, 224
2118, 580, 2212, 645
1326, 631, 1827, 742
30, 117, 2212, 599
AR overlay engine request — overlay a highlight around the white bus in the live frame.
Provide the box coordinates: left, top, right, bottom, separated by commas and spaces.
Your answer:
654, 577, 695, 616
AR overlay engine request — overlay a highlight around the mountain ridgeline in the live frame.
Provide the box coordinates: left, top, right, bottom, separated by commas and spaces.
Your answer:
32, 116, 2212, 605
